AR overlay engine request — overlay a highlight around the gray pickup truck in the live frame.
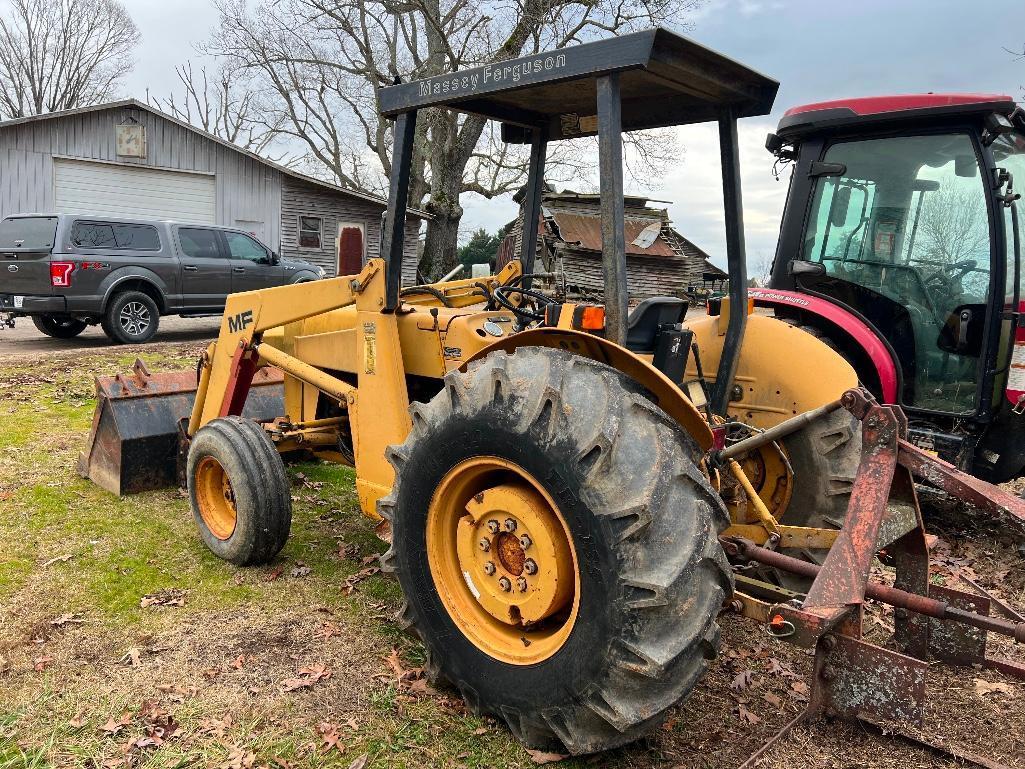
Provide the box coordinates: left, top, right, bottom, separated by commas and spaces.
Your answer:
0, 213, 324, 344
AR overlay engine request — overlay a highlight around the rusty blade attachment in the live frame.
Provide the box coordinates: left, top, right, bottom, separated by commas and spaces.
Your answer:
77, 358, 284, 495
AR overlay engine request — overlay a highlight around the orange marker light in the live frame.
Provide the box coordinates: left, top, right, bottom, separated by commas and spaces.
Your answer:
578, 306, 606, 331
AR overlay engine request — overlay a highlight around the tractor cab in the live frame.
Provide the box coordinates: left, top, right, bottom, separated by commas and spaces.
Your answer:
764, 95, 1025, 478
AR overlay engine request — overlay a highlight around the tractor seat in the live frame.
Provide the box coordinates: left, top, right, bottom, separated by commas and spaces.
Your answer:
624, 296, 688, 353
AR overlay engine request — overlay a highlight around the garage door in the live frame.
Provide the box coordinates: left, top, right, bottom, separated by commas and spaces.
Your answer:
54, 159, 216, 223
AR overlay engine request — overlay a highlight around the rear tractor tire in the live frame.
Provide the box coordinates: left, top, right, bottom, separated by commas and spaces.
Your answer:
187, 416, 291, 565
380, 346, 732, 755
32, 314, 87, 338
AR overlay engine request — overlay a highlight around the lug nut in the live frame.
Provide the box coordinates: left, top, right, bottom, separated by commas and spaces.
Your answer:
516, 577, 528, 592
498, 576, 511, 592
479, 538, 490, 552
524, 559, 538, 575
519, 534, 532, 549
483, 561, 496, 575
504, 518, 517, 532
487, 519, 500, 534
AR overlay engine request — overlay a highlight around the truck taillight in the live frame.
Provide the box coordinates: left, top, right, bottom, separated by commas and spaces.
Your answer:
50, 261, 74, 287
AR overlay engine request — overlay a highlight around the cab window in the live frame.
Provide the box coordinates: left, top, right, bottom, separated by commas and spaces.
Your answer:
992, 132, 1025, 306
802, 133, 992, 414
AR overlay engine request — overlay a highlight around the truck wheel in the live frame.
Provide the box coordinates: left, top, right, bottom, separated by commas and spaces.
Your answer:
31, 314, 87, 338
380, 347, 731, 755
102, 291, 160, 344
187, 416, 291, 565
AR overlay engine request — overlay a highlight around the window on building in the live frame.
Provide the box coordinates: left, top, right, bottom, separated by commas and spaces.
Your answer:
299, 215, 323, 249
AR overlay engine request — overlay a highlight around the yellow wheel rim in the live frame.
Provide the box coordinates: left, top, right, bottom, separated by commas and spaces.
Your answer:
194, 456, 238, 540
426, 457, 579, 665
729, 443, 792, 523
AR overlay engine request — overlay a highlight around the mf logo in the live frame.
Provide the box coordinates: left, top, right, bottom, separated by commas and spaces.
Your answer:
228, 309, 254, 333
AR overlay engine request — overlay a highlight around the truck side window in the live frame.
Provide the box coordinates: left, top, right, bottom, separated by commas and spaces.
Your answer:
224, 231, 269, 262
178, 228, 221, 259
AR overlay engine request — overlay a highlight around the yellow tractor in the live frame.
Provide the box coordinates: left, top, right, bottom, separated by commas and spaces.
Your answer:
80, 29, 1025, 758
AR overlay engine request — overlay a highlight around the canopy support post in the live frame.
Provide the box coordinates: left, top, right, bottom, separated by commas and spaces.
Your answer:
519, 128, 548, 289
712, 109, 749, 415
382, 109, 417, 311
597, 73, 628, 346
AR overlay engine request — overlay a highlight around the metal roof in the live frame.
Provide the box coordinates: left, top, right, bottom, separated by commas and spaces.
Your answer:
0, 99, 430, 219
378, 28, 778, 143
548, 211, 677, 257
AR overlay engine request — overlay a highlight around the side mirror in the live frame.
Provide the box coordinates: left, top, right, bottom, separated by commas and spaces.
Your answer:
789, 259, 826, 277
830, 186, 853, 227
937, 303, 986, 356
270, 251, 280, 265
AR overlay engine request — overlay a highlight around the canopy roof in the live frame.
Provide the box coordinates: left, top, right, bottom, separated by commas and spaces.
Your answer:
378, 28, 778, 143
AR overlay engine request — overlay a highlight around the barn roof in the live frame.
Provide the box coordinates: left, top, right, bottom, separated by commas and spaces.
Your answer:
0, 98, 429, 219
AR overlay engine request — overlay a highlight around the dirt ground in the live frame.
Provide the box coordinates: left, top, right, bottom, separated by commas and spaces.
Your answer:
0, 315, 221, 356
1, 339, 1023, 769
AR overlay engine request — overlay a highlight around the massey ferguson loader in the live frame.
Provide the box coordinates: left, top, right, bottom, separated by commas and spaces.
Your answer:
79, 29, 1025, 762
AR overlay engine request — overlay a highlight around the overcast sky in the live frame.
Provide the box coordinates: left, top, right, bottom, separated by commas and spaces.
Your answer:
121, 0, 1025, 269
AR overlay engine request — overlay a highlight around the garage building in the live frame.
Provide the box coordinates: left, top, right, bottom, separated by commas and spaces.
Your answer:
0, 99, 425, 283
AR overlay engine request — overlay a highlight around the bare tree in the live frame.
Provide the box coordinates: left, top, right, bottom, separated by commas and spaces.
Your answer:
918, 186, 990, 268
0, 0, 139, 119
148, 62, 286, 159
207, 0, 701, 278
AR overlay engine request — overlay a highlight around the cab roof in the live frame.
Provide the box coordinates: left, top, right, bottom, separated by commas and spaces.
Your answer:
377, 28, 778, 143
777, 93, 1018, 138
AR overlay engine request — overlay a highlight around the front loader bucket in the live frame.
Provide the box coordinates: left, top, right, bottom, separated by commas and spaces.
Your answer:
78, 359, 284, 496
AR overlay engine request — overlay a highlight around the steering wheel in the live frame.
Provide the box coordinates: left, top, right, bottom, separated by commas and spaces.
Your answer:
925, 259, 978, 290
493, 284, 553, 323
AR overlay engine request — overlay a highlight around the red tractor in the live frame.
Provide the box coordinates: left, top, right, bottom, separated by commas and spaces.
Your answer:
758, 94, 1025, 482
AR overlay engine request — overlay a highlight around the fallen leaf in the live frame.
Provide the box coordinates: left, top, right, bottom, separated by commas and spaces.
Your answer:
50, 613, 84, 627
33, 656, 54, 672
342, 566, 380, 595
220, 747, 257, 769
789, 680, 810, 702
69, 709, 87, 727
99, 712, 133, 736
384, 648, 406, 678
473, 727, 488, 735
231, 654, 249, 670
119, 648, 141, 667
737, 703, 761, 724
315, 722, 344, 753
347, 754, 369, 769
762, 692, 783, 708
140, 588, 186, 608
291, 563, 311, 578
730, 669, 754, 692
525, 748, 569, 764
281, 663, 332, 692
265, 566, 284, 582
975, 678, 1014, 697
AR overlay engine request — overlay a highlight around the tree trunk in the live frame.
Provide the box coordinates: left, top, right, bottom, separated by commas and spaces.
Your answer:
421, 193, 463, 280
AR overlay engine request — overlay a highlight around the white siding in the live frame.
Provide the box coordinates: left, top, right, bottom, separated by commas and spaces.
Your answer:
54, 158, 216, 222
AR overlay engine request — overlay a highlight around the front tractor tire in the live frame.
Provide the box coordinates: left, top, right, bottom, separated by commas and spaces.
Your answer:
187, 417, 292, 565
380, 347, 731, 755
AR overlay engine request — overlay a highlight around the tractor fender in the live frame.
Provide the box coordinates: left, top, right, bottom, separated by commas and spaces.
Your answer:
463, 327, 713, 451
749, 287, 899, 403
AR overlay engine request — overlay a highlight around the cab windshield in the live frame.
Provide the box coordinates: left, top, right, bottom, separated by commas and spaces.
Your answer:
992, 131, 1025, 307
801, 132, 991, 414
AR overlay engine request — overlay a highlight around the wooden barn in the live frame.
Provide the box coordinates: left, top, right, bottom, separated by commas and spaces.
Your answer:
497, 187, 725, 300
